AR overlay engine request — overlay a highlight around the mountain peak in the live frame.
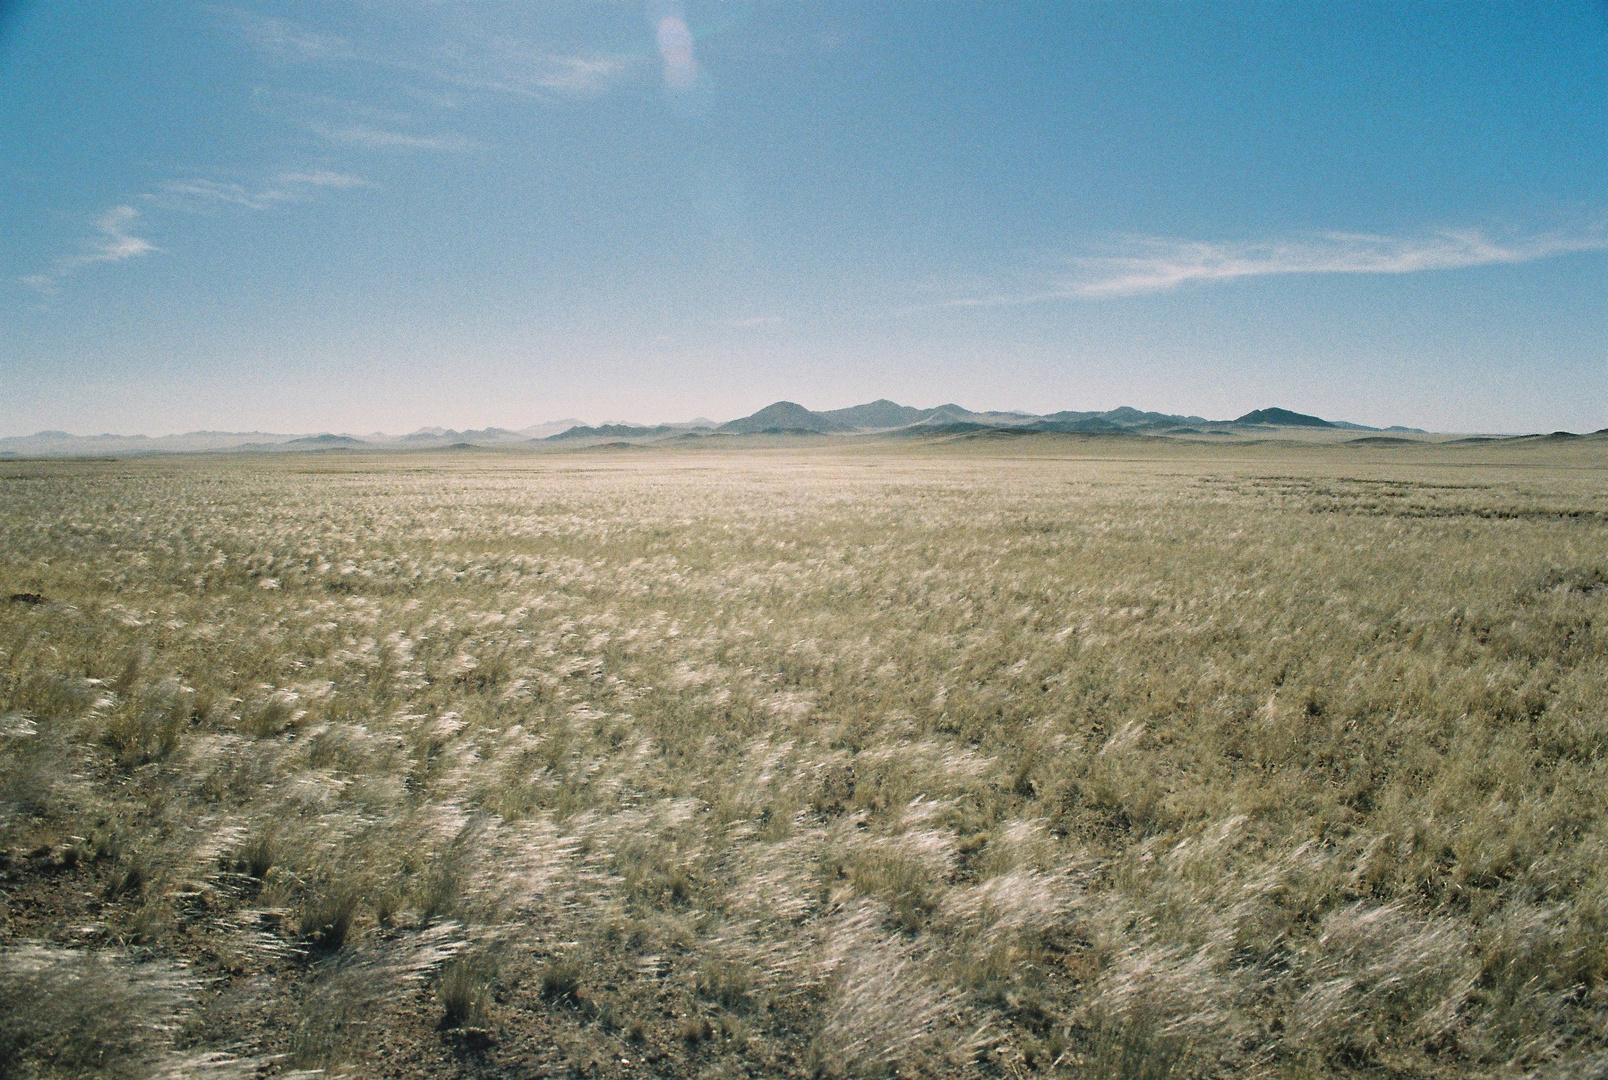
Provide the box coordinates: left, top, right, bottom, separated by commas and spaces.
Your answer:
719, 401, 853, 434
1234, 407, 1336, 428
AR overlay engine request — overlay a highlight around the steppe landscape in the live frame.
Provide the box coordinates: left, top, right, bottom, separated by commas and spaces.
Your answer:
5, 2, 1602, 1076
3, 432, 1605, 1079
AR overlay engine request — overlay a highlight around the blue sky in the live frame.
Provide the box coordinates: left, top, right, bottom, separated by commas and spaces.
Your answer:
2, 1, 1603, 434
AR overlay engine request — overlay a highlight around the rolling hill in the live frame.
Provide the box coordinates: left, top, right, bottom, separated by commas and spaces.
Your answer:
0, 402, 1450, 457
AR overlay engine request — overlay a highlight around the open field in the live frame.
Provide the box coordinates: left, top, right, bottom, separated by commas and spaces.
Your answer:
2, 435, 1606, 1079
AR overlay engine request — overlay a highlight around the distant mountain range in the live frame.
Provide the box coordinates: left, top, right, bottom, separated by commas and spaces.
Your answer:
705, 400, 1209, 436
0, 419, 583, 457
0, 401, 1471, 457
688, 401, 1430, 439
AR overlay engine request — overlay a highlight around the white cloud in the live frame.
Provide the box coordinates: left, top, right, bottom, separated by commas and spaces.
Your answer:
1071, 227, 1608, 297
85, 206, 158, 263
532, 55, 634, 95
23, 171, 368, 294
277, 170, 368, 190
312, 123, 472, 151
22, 206, 159, 293
387, 46, 639, 101
162, 179, 264, 209
219, 6, 635, 102
162, 171, 369, 210
219, 8, 351, 62
921, 224, 1608, 310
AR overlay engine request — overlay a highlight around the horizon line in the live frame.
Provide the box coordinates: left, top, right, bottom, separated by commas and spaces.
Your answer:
1, 398, 1590, 442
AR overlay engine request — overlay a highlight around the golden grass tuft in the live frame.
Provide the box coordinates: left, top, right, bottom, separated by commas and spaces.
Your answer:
0, 437, 1604, 1077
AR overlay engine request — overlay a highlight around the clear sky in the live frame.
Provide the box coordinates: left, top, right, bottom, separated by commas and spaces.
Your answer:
2, 1, 1604, 435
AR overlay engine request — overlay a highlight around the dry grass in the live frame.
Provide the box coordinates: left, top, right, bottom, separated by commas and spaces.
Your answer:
1, 435, 1605, 1078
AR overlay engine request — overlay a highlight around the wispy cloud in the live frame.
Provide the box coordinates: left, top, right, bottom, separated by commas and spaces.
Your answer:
162, 170, 367, 211
312, 123, 473, 152
1071, 227, 1608, 297
219, 6, 636, 102
529, 54, 634, 96
222, 9, 352, 62
279, 170, 368, 190
919, 224, 1608, 310
24, 171, 367, 294
424, 48, 638, 101
22, 206, 158, 293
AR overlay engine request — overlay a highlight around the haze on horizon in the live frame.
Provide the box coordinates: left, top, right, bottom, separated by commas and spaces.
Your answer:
1, 1, 1604, 437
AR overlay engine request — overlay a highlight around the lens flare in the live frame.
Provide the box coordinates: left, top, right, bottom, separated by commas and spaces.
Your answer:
655, 13, 697, 91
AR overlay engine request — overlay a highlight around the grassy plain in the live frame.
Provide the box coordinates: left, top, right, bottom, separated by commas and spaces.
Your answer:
1, 435, 1605, 1079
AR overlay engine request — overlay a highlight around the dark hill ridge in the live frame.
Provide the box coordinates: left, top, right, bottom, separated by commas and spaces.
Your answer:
704, 401, 1223, 436
551, 401, 1391, 443
400, 427, 519, 442
1234, 408, 1335, 428
817, 399, 931, 429
0, 403, 1451, 457
707, 401, 1433, 437
551, 423, 684, 440
717, 401, 854, 434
